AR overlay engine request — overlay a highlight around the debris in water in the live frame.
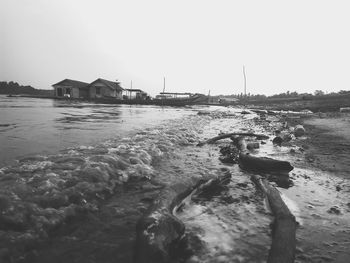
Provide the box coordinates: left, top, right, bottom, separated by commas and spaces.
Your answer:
328, 205, 342, 215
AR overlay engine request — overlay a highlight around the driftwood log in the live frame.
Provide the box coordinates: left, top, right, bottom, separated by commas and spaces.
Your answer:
239, 153, 294, 173
137, 131, 295, 262
180, 171, 231, 202
233, 136, 294, 173
234, 136, 296, 262
197, 133, 269, 146
135, 172, 231, 263
135, 183, 188, 263
251, 174, 296, 263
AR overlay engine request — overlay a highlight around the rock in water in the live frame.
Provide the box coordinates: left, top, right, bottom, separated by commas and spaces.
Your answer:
328, 205, 341, 215
294, 125, 305, 137
246, 142, 260, 150
272, 136, 283, 146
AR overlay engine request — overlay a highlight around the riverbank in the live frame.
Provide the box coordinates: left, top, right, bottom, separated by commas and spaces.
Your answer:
300, 114, 350, 178
245, 93, 350, 112
10, 93, 350, 112
283, 113, 350, 262
10, 94, 215, 107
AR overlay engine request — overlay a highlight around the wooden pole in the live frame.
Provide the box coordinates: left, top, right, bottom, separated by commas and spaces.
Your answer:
130, 80, 133, 99
243, 65, 247, 98
161, 77, 165, 107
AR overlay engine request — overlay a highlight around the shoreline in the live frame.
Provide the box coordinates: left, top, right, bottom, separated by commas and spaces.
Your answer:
5, 94, 350, 112
288, 113, 350, 179
1, 107, 350, 262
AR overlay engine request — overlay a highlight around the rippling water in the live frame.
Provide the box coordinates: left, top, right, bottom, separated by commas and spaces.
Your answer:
2, 96, 349, 263
0, 99, 233, 262
0, 95, 196, 167
2, 97, 270, 262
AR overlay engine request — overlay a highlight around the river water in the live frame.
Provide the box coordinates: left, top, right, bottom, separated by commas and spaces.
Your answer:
1, 96, 350, 263
0, 96, 271, 262
0, 95, 196, 167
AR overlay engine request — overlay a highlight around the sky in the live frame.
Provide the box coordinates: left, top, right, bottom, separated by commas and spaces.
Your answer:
1, 0, 350, 96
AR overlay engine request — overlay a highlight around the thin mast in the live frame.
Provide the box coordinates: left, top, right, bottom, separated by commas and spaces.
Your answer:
243, 65, 247, 98
161, 77, 165, 106
130, 80, 133, 99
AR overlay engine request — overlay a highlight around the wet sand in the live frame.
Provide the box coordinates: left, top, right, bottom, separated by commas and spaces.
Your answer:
283, 113, 350, 262
300, 114, 350, 177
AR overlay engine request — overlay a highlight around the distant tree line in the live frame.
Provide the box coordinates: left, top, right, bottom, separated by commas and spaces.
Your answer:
0, 81, 53, 96
217, 89, 350, 101
2, 80, 349, 100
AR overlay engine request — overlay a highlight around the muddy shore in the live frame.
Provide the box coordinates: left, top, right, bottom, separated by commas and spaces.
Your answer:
1, 109, 350, 263
297, 114, 350, 177
279, 112, 350, 263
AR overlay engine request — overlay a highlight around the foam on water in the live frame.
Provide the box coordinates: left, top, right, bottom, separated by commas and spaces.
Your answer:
0, 114, 211, 243
5, 106, 346, 262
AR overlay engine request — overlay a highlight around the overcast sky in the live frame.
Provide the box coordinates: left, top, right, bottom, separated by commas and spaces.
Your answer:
1, 0, 350, 96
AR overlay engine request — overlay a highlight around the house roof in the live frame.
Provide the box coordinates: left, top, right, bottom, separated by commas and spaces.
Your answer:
124, 88, 146, 93
52, 79, 89, 88
89, 78, 123, 92
160, 92, 193, 95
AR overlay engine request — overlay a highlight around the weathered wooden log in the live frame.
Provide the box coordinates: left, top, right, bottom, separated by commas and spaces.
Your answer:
251, 174, 296, 263
239, 152, 294, 173
232, 136, 294, 173
234, 132, 295, 261
134, 183, 190, 263
234, 136, 294, 187
197, 133, 269, 146
135, 172, 231, 263
188, 171, 231, 200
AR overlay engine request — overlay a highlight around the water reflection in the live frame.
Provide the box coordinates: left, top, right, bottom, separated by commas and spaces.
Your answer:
0, 96, 196, 167
55, 111, 122, 124
52, 100, 107, 108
